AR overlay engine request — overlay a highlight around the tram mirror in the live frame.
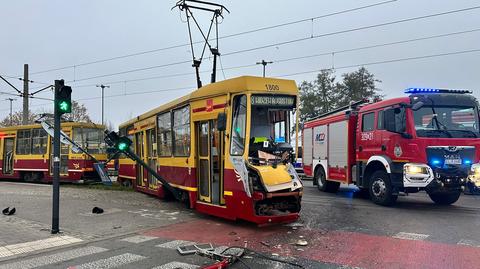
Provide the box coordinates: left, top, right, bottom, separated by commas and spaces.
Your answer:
217, 113, 227, 131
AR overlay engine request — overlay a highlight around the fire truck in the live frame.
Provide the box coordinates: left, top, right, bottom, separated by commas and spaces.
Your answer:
303, 88, 480, 206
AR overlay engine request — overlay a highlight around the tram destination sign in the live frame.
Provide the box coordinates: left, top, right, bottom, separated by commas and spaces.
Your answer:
251, 95, 296, 107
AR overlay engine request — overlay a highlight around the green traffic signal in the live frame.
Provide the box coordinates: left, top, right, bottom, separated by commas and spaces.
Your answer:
58, 101, 70, 112
117, 142, 128, 151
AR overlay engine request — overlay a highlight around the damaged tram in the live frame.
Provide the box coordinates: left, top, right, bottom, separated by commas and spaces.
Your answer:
118, 76, 303, 224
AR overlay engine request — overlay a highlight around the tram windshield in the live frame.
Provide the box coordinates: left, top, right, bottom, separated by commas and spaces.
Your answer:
248, 95, 296, 165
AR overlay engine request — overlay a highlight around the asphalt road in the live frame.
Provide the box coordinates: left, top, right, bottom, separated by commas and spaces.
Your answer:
0, 181, 479, 269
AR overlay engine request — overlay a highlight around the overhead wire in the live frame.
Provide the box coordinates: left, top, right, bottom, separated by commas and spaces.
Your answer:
28, 0, 397, 76
63, 6, 480, 83
37, 27, 479, 89
278, 48, 480, 78
4, 46, 479, 114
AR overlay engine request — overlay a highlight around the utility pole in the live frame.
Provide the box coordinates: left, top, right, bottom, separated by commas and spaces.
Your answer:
5, 98, 16, 125
23, 64, 29, 125
96, 84, 110, 126
256, 60, 273, 78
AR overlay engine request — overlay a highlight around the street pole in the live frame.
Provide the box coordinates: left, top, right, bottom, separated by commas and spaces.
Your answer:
96, 84, 110, 126
52, 79, 62, 234
23, 64, 29, 125
5, 98, 16, 125
256, 60, 273, 77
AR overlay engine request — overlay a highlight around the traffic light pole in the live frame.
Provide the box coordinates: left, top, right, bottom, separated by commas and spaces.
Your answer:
52, 80, 62, 234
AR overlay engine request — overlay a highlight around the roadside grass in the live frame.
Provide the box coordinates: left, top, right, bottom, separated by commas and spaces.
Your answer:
63, 182, 134, 192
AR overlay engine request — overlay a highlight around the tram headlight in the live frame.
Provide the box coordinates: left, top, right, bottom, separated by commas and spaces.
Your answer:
468, 163, 480, 187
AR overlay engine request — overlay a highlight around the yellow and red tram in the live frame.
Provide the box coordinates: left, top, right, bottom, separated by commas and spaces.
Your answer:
118, 76, 303, 224
0, 122, 107, 183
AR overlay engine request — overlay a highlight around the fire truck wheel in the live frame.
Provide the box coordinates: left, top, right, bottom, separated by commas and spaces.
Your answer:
428, 191, 461, 205
314, 167, 340, 193
369, 171, 397, 206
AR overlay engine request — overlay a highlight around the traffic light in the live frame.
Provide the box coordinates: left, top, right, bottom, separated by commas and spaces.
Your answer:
56, 85, 72, 114
104, 130, 132, 153
116, 137, 132, 152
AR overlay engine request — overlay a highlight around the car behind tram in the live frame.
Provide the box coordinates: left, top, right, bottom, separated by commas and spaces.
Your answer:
118, 76, 303, 225
0, 122, 107, 183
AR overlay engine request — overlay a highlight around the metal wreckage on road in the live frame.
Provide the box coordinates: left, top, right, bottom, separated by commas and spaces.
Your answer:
303, 88, 480, 205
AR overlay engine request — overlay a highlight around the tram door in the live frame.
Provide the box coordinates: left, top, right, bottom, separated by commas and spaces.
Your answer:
145, 128, 157, 190
49, 131, 70, 176
2, 138, 14, 175
196, 120, 224, 205
135, 131, 146, 187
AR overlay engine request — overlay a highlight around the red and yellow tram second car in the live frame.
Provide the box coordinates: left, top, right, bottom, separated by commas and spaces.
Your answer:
0, 122, 107, 183
118, 76, 303, 225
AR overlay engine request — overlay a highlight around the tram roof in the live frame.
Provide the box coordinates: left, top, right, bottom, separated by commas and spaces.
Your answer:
119, 75, 298, 128
0, 122, 104, 132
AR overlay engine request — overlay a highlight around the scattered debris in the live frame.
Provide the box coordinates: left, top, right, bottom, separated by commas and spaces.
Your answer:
228, 231, 237, 236
285, 222, 304, 228
260, 241, 270, 247
295, 239, 308, 246
113, 225, 122, 229
296, 248, 304, 252
92, 207, 104, 214
272, 253, 280, 257
2, 207, 9, 215
2, 207, 15, 215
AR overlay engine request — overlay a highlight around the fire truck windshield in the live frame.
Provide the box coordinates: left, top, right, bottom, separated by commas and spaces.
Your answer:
413, 106, 480, 138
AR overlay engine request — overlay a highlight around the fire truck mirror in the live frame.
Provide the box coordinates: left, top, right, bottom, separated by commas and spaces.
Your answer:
411, 101, 424, 111
217, 112, 227, 132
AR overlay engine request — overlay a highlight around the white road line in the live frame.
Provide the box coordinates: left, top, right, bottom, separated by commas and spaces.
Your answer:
120, 235, 158, 244
0, 236, 83, 258
457, 239, 480, 247
393, 232, 429, 241
0, 246, 108, 269
152, 261, 199, 269
156, 240, 196, 249
72, 253, 146, 269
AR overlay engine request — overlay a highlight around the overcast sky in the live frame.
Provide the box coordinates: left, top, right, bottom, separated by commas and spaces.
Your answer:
1, 0, 479, 127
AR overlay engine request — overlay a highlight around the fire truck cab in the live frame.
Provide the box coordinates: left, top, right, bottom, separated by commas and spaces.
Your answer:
303, 88, 480, 206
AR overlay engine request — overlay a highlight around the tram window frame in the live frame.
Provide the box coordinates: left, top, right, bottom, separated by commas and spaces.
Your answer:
230, 94, 247, 156
172, 105, 190, 157
31, 128, 47, 155
16, 129, 32, 155
157, 111, 172, 157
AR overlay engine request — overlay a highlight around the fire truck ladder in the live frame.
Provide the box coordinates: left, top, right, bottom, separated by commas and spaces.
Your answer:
307, 99, 368, 121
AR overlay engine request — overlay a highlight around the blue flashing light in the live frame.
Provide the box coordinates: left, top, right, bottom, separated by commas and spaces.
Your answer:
405, 87, 472, 94
464, 159, 472, 165
431, 159, 441, 166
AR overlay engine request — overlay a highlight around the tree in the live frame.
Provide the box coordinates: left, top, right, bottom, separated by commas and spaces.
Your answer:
64, 101, 92, 123
0, 110, 37, 127
336, 67, 383, 107
298, 69, 338, 123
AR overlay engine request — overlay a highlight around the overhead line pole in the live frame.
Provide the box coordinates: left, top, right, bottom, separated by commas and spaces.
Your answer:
96, 84, 110, 126
256, 60, 273, 77
23, 64, 29, 125
5, 98, 16, 125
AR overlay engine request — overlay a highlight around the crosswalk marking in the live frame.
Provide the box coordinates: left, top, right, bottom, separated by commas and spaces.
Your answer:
457, 239, 480, 247
120, 235, 157, 244
0, 246, 108, 269
152, 261, 199, 269
71, 253, 146, 269
0, 236, 83, 258
156, 240, 196, 249
393, 232, 429, 241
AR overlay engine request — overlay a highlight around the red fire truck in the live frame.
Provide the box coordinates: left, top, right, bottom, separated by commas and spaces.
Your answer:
303, 88, 480, 205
